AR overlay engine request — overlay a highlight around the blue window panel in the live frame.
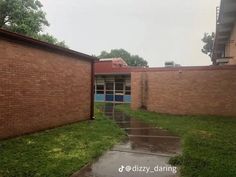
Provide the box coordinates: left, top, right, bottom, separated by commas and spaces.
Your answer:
95, 94, 105, 102
115, 95, 124, 102
124, 95, 131, 103
105, 95, 114, 101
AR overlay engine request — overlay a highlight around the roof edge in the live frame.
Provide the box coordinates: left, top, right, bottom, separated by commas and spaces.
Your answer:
0, 28, 98, 61
132, 65, 236, 72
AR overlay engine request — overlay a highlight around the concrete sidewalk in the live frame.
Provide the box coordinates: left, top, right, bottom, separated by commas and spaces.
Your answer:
71, 104, 181, 177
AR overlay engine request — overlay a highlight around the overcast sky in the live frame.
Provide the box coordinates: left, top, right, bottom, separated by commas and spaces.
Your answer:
40, 0, 220, 67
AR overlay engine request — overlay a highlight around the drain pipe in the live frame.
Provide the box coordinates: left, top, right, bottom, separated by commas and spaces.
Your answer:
90, 60, 95, 120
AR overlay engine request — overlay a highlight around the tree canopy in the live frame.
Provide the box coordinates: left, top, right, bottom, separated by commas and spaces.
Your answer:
201, 32, 215, 57
98, 49, 148, 67
0, 0, 67, 47
36, 33, 67, 48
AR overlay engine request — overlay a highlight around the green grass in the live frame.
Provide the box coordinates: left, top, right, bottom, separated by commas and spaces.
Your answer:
0, 105, 125, 177
116, 104, 236, 177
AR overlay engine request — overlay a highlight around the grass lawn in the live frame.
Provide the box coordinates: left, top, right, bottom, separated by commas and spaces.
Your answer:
116, 104, 236, 177
0, 106, 125, 177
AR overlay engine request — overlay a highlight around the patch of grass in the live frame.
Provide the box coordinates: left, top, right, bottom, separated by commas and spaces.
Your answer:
116, 104, 236, 177
0, 105, 125, 177
169, 155, 183, 166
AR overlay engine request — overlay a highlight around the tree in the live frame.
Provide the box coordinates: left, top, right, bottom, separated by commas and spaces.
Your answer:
98, 49, 148, 67
201, 32, 215, 57
0, 0, 67, 47
36, 33, 67, 48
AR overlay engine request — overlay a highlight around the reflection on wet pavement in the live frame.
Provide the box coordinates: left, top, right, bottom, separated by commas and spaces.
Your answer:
103, 104, 181, 156
71, 104, 181, 177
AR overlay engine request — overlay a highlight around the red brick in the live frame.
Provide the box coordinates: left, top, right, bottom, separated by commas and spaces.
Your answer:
0, 39, 92, 139
131, 67, 236, 117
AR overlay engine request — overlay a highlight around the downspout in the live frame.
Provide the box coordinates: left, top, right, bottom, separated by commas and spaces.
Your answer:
141, 71, 148, 110
90, 60, 95, 120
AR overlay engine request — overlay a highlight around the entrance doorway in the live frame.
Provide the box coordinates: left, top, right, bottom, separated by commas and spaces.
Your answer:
95, 75, 131, 103
105, 82, 114, 102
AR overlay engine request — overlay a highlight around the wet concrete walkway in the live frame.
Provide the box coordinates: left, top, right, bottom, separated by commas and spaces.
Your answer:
71, 104, 181, 177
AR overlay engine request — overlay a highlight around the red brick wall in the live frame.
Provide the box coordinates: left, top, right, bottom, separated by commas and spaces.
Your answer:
0, 39, 92, 139
131, 66, 236, 116
131, 72, 142, 109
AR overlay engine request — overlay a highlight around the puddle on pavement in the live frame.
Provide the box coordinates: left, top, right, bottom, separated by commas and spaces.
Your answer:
102, 104, 181, 155
71, 104, 181, 177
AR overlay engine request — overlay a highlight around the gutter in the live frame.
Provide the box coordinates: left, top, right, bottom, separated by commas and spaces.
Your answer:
90, 61, 95, 120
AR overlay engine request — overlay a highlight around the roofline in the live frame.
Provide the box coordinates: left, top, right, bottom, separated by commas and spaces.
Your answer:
0, 28, 98, 62
132, 65, 236, 72
95, 65, 236, 75
99, 57, 125, 61
95, 73, 131, 75
95, 60, 112, 63
212, 0, 236, 62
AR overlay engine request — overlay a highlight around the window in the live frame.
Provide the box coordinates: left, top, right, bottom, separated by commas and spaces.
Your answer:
115, 82, 124, 95
125, 85, 131, 95
106, 90, 113, 94
115, 78, 124, 82
115, 83, 123, 90
125, 91, 131, 95
115, 90, 124, 94
96, 85, 104, 90
97, 90, 104, 94
106, 82, 114, 90
96, 84, 104, 94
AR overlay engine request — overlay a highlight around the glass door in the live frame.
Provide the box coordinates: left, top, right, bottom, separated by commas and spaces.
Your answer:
105, 82, 114, 102
115, 82, 124, 102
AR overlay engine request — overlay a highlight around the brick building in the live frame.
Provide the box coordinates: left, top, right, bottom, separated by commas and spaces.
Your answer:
94, 58, 133, 103
212, 0, 236, 65
131, 65, 236, 117
0, 29, 97, 139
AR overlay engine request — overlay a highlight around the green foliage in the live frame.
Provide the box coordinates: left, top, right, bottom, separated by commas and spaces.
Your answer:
116, 104, 236, 177
0, 0, 48, 35
36, 33, 68, 48
201, 32, 215, 57
0, 0, 67, 47
0, 106, 125, 177
98, 49, 148, 67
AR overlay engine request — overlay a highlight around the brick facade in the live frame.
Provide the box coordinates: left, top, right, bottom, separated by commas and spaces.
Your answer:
131, 66, 236, 117
0, 36, 94, 139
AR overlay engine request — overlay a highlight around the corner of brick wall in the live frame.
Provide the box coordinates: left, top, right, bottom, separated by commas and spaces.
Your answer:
131, 72, 142, 110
